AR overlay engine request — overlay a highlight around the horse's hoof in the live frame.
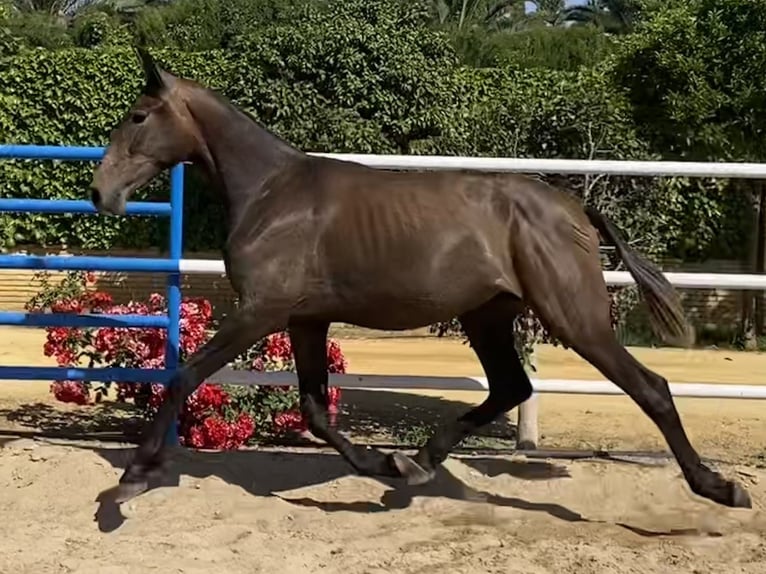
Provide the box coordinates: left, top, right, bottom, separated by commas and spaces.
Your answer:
729, 481, 752, 509
113, 479, 149, 504
390, 452, 435, 486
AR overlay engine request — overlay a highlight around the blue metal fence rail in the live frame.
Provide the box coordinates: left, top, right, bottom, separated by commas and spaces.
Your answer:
0, 144, 185, 443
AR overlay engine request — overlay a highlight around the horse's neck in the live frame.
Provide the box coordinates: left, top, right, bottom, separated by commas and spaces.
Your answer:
184, 86, 302, 218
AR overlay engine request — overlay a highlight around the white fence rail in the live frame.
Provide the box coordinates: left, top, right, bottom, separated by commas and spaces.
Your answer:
310, 153, 766, 179
207, 370, 766, 400
180, 259, 766, 290
199, 154, 766, 448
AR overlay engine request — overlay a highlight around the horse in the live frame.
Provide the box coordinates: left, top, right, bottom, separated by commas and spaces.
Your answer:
89, 47, 751, 509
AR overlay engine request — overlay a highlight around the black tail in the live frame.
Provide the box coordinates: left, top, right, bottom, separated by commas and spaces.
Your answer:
585, 206, 693, 348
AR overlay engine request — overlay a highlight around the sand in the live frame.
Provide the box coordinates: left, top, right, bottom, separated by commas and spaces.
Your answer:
0, 439, 763, 573
0, 326, 764, 572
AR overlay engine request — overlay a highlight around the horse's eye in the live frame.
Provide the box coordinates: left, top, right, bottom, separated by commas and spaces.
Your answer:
132, 112, 148, 124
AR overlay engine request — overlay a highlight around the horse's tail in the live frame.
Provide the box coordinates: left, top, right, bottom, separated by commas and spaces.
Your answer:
584, 206, 693, 348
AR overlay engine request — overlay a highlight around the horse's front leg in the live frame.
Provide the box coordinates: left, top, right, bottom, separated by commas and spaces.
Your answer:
115, 307, 287, 503
289, 321, 402, 478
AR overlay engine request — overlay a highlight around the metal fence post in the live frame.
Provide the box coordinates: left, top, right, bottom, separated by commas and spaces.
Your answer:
164, 163, 185, 445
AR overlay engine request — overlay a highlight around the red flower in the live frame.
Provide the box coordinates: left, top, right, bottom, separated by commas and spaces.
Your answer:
273, 409, 308, 434
328, 386, 341, 406
50, 381, 89, 405
186, 424, 205, 448
148, 384, 168, 411
183, 412, 255, 449
40, 283, 349, 449
200, 416, 230, 447
84, 291, 113, 311
326, 339, 347, 374
185, 383, 230, 420
265, 332, 292, 360
51, 298, 83, 314
232, 412, 255, 444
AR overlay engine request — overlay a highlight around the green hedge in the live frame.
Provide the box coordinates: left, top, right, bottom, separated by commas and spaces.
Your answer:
224, 0, 458, 155
0, 0, 753, 262
0, 54, 674, 256
132, 0, 314, 51
0, 47, 235, 252
450, 23, 617, 70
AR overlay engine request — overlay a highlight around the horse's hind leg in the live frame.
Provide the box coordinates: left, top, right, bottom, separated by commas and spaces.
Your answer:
391, 294, 533, 484
289, 320, 401, 478
568, 326, 751, 508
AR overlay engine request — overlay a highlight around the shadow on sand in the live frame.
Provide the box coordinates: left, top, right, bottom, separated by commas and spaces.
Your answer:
89, 444, 583, 534
0, 388, 517, 448
78, 443, 718, 540
0, 394, 728, 540
0, 402, 141, 441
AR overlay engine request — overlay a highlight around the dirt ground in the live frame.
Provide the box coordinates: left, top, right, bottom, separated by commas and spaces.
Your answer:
0, 326, 764, 572
0, 439, 764, 574
334, 337, 766, 463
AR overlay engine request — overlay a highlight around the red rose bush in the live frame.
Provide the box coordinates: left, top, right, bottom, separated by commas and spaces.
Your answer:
27, 271, 346, 449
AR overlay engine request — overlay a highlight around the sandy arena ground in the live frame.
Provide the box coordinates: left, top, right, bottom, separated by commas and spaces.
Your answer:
0, 326, 764, 573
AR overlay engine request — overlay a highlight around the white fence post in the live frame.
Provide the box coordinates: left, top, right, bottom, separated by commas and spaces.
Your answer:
516, 350, 539, 449
516, 394, 539, 450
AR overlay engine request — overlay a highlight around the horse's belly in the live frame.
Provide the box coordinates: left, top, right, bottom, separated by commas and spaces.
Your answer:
310, 268, 505, 330
295, 207, 519, 325
324, 298, 471, 331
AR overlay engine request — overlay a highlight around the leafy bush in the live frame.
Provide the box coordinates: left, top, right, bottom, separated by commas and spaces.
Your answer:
611, 0, 766, 162
4, 9, 72, 50
0, 1, 19, 57
451, 23, 617, 70
28, 270, 347, 448
0, 2, 691, 261
603, 0, 765, 265
71, 10, 133, 48
225, 0, 458, 154
131, 0, 314, 50
0, 0, 459, 249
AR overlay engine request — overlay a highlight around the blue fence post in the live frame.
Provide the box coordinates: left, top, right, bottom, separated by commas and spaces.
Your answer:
164, 163, 185, 445
0, 144, 185, 446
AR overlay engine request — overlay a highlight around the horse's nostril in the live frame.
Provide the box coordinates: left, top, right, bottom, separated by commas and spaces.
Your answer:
90, 187, 101, 207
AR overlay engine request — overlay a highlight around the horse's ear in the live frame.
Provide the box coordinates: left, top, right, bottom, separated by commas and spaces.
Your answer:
135, 46, 166, 95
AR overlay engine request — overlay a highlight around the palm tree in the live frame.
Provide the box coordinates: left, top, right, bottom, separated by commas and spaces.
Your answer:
487, 0, 572, 31
429, 0, 525, 31
428, 0, 579, 32
487, 0, 639, 32
529, 0, 568, 26
430, 0, 478, 28
12, 0, 96, 15
561, 0, 640, 34
11, 0, 168, 18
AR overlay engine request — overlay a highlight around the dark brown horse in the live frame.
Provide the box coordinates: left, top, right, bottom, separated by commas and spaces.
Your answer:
90, 48, 751, 509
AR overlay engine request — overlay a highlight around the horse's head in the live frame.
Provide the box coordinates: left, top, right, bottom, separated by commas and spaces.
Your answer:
90, 48, 198, 215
